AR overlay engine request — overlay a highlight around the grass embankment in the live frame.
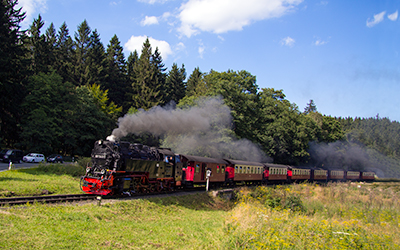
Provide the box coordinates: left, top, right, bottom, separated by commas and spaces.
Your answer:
0, 163, 86, 197
0, 165, 399, 249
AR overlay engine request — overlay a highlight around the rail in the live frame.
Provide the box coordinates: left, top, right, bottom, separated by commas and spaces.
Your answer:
0, 194, 97, 206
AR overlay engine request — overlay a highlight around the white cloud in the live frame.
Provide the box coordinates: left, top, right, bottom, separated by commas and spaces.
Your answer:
141, 16, 159, 26
198, 45, 205, 59
388, 10, 398, 21
177, 0, 303, 38
281, 36, 295, 47
124, 35, 173, 60
314, 37, 329, 46
17, 0, 47, 29
366, 11, 386, 27
314, 40, 327, 46
137, 0, 168, 4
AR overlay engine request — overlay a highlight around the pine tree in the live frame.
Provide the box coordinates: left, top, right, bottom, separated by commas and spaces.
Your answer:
86, 29, 106, 86
0, 0, 29, 147
125, 50, 139, 110
44, 22, 57, 71
54, 22, 75, 84
152, 47, 167, 104
28, 14, 49, 74
132, 38, 161, 110
165, 63, 186, 104
304, 99, 317, 114
186, 67, 205, 97
73, 20, 91, 85
104, 34, 128, 111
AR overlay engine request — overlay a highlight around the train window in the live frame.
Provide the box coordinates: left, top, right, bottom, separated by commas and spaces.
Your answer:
221, 166, 225, 174
195, 164, 200, 173
235, 166, 238, 173
217, 165, 220, 174
239, 166, 242, 173
248, 167, 251, 173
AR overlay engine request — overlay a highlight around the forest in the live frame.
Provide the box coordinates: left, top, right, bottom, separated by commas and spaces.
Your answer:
1, 0, 400, 177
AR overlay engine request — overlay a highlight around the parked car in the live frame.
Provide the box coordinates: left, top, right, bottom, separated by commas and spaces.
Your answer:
0, 149, 10, 160
2, 149, 24, 163
23, 153, 45, 163
47, 154, 63, 163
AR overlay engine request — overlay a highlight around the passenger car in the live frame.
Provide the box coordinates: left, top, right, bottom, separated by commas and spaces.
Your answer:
2, 149, 24, 163
47, 154, 63, 163
23, 153, 45, 163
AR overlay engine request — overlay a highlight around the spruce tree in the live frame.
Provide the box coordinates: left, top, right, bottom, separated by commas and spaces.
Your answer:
104, 34, 128, 111
0, 0, 29, 147
28, 14, 49, 74
132, 38, 161, 110
73, 20, 91, 85
186, 67, 205, 97
165, 63, 186, 104
55, 22, 75, 84
86, 29, 106, 86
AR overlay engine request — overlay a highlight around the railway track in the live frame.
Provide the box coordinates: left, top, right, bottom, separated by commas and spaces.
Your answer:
0, 187, 228, 207
0, 194, 97, 206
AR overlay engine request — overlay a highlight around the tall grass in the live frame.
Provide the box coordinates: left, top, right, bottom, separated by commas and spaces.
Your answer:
1, 165, 399, 249
225, 183, 400, 249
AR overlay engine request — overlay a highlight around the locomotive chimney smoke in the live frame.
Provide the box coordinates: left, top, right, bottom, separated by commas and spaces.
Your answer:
308, 141, 392, 178
110, 96, 231, 139
109, 96, 270, 163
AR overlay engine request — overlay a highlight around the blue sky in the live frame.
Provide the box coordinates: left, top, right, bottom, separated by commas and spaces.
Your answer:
17, 0, 400, 122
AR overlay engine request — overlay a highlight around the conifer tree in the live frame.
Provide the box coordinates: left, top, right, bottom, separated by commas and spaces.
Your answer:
28, 15, 49, 74
86, 29, 106, 86
55, 22, 74, 84
125, 50, 139, 110
132, 38, 161, 109
73, 20, 91, 85
186, 67, 205, 97
44, 22, 57, 70
165, 63, 186, 104
152, 47, 167, 104
104, 34, 128, 111
0, 0, 29, 147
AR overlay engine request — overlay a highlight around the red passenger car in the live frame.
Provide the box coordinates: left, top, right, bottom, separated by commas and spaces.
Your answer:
288, 167, 311, 183
311, 169, 328, 182
263, 163, 289, 184
361, 171, 375, 182
346, 171, 361, 181
180, 155, 228, 187
224, 159, 264, 185
329, 170, 345, 182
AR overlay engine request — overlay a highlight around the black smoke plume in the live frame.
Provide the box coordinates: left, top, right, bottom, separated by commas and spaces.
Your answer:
108, 96, 270, 162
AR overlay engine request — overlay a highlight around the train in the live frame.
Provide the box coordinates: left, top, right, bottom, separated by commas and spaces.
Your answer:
81, 140, 376, 196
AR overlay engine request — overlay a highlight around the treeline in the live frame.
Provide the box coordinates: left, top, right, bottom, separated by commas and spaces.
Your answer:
1, 1, 399, 169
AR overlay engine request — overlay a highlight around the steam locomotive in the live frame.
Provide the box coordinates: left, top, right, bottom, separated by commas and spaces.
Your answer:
81, 140, 376, 196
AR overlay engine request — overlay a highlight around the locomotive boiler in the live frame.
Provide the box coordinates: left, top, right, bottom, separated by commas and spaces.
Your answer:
81, 140, 183, 195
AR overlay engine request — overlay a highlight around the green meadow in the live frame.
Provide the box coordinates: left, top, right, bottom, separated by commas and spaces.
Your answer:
0, 166, 399, 249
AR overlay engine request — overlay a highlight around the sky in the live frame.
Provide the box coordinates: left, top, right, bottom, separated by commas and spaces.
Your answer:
16, 0, 400, 122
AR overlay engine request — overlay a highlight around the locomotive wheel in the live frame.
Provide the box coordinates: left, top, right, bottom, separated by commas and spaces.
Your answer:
156, 182, 162, 192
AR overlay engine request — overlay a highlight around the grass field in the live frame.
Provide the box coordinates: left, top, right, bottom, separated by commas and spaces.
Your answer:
0, 165, 399, 249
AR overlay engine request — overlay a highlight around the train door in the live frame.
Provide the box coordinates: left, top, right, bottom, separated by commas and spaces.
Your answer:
201, 163, 206, 180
